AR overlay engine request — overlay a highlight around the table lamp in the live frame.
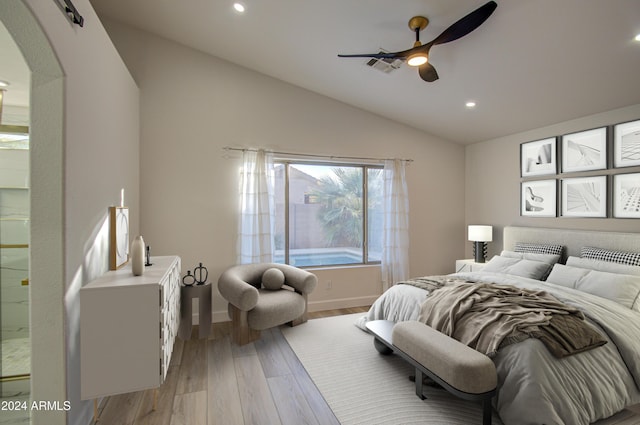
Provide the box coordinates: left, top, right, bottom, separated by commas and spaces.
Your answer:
468, 225, 493, 263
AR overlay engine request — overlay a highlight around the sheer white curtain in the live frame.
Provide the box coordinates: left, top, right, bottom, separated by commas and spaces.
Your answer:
381, 159, 410, 290
237, 149, 275, 264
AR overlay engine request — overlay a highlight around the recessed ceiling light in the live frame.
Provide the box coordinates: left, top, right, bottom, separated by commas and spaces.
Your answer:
0, 80, 10, 88
233, 2, 245, 13
635, 33, 640, 42
465, 101, 477, 108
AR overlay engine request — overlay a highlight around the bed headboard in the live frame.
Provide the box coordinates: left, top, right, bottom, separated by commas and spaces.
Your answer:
503, 226, 640, 261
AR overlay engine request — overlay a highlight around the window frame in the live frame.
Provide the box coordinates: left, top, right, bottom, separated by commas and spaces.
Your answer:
274, 159, 383, 268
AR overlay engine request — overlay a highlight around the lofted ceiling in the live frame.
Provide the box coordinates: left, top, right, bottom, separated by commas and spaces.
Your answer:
7, 1, 640, 145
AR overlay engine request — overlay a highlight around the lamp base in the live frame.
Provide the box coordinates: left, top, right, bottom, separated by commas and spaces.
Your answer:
472, 241, 487, 263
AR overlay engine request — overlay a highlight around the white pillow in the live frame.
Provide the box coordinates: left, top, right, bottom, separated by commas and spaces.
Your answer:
545, 264, 590, 288
546, 264, 640, 311
483, 255, 552, 280
566, 256, 640, 277
500, 250, 561, 265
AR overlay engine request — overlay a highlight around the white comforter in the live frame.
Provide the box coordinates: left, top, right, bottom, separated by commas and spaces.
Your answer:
355, 271, 640, 425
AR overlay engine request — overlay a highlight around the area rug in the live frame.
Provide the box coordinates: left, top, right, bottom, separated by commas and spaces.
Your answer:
281, 313, 502, 425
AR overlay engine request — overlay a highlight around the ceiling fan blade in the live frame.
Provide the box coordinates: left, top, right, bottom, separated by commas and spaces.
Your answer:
430, 1, 497, 46
338, 49, 412, 60
418, 63, 439, 82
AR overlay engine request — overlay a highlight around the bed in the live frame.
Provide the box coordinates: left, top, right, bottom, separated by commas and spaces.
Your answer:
355, 226, 640, 425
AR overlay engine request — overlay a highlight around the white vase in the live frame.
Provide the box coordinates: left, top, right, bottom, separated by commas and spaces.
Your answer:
131, 235, 145, 276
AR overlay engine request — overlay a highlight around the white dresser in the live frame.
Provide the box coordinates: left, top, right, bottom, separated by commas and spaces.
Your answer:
80, 255, 181, 400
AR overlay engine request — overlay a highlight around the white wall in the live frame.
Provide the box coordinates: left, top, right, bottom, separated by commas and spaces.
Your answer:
465, 103, 640, 259
1, 1, 139, 424
101, 20, 467, 321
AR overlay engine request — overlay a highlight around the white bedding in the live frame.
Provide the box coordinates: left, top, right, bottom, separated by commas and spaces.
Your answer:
355, 271, 640, 425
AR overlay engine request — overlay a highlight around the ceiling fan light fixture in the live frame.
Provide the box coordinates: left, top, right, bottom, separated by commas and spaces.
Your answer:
407, 53, 428, 67
337, 2, 498, 82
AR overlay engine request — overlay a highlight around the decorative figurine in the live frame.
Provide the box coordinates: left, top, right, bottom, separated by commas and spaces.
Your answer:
182, 270, 196, 286
145, 245, 153, 266
194, 262, 208, 285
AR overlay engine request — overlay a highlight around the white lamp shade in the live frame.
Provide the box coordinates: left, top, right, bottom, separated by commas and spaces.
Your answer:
468, 225, 493, 242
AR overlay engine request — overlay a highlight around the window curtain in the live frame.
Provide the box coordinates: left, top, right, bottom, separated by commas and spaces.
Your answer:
381, 159, 410, 290
237, 149, 275, 264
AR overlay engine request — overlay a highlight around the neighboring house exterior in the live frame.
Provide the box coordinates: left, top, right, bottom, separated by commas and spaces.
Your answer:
274, 165, 325, 251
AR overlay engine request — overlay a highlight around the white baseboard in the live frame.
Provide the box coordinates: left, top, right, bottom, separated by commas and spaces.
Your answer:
307, 295, 377, 312
212, 310, 230, 323
209, 295, 376, 323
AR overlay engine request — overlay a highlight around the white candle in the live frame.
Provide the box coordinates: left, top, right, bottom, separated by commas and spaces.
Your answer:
120, 188, 124, 207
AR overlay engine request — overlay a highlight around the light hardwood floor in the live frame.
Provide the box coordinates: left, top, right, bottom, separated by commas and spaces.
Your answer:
95, 307, 640, 425
93, 307, 366, 425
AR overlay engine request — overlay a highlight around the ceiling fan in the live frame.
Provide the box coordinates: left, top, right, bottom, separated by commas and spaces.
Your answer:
338, 1, 498, 82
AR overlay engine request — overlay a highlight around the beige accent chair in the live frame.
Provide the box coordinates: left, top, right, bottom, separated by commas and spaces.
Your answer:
218, 263, 318, 345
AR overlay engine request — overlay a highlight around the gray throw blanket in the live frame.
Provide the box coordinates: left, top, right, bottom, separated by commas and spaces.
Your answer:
416, 280, 607, 358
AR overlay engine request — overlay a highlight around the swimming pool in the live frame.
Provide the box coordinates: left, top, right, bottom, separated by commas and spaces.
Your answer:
274, 251, 364, 267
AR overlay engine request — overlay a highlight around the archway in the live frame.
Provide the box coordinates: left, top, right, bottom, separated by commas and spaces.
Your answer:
0, 2, 66, 424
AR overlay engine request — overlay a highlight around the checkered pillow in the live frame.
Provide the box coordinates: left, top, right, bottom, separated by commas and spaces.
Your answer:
581, 246, 640, 267
514, 242, 564, 257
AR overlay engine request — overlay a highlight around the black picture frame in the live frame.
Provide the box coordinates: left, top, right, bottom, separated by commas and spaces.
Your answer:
521, 180, 557, 217
613, 172, 640, 218
521, 137, 557, 177
560, 176, 607, 218
561, 127, 608, 173
613, 119, 640, 168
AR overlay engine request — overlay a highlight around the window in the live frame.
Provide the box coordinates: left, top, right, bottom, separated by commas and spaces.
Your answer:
273, 162, 382, 267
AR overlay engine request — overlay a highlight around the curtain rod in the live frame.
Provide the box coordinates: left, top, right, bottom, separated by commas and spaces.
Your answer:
222, 146, 413, 163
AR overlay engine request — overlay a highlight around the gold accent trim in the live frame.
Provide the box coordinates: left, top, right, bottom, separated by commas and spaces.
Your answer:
0, 373, 30, 382
0, 244, 29, 249
21, 278, 29, 286
0, 124, 29, 134
408, 16, 429, 32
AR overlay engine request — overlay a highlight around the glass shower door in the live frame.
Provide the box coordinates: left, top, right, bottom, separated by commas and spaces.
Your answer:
0, 142, 30, 420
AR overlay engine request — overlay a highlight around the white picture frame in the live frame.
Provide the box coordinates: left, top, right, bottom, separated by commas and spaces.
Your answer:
521, 138, 557, 177
521, 180, 557, 217
614, 119, 640, 168
561, 176, 607, 218
561, 127, 607, 173
613, 173, 640, 218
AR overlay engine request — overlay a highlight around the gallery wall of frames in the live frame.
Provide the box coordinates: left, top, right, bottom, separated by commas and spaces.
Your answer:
520, 118, 640, 219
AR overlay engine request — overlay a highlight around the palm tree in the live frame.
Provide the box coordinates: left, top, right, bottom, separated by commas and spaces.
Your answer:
312, 168, 363, 247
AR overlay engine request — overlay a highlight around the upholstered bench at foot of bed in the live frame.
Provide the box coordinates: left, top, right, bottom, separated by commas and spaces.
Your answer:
391, 321, 497, 425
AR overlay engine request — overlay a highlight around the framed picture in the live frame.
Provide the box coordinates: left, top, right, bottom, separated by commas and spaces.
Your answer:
521, 180, 557, 217
613, 172, 640, 218
561, 127, 607, 173
561, 176, 607, 218
614, 119, 640, 168
109, 206, 130, 270
521, 137, 557, 177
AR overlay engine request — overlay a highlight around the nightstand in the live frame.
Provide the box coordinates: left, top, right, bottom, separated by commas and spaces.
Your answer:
455, 259, 487, 273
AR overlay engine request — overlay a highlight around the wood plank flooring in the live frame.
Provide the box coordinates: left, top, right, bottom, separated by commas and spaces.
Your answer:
94, 307, 364, 425
95, 306, 640, 425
